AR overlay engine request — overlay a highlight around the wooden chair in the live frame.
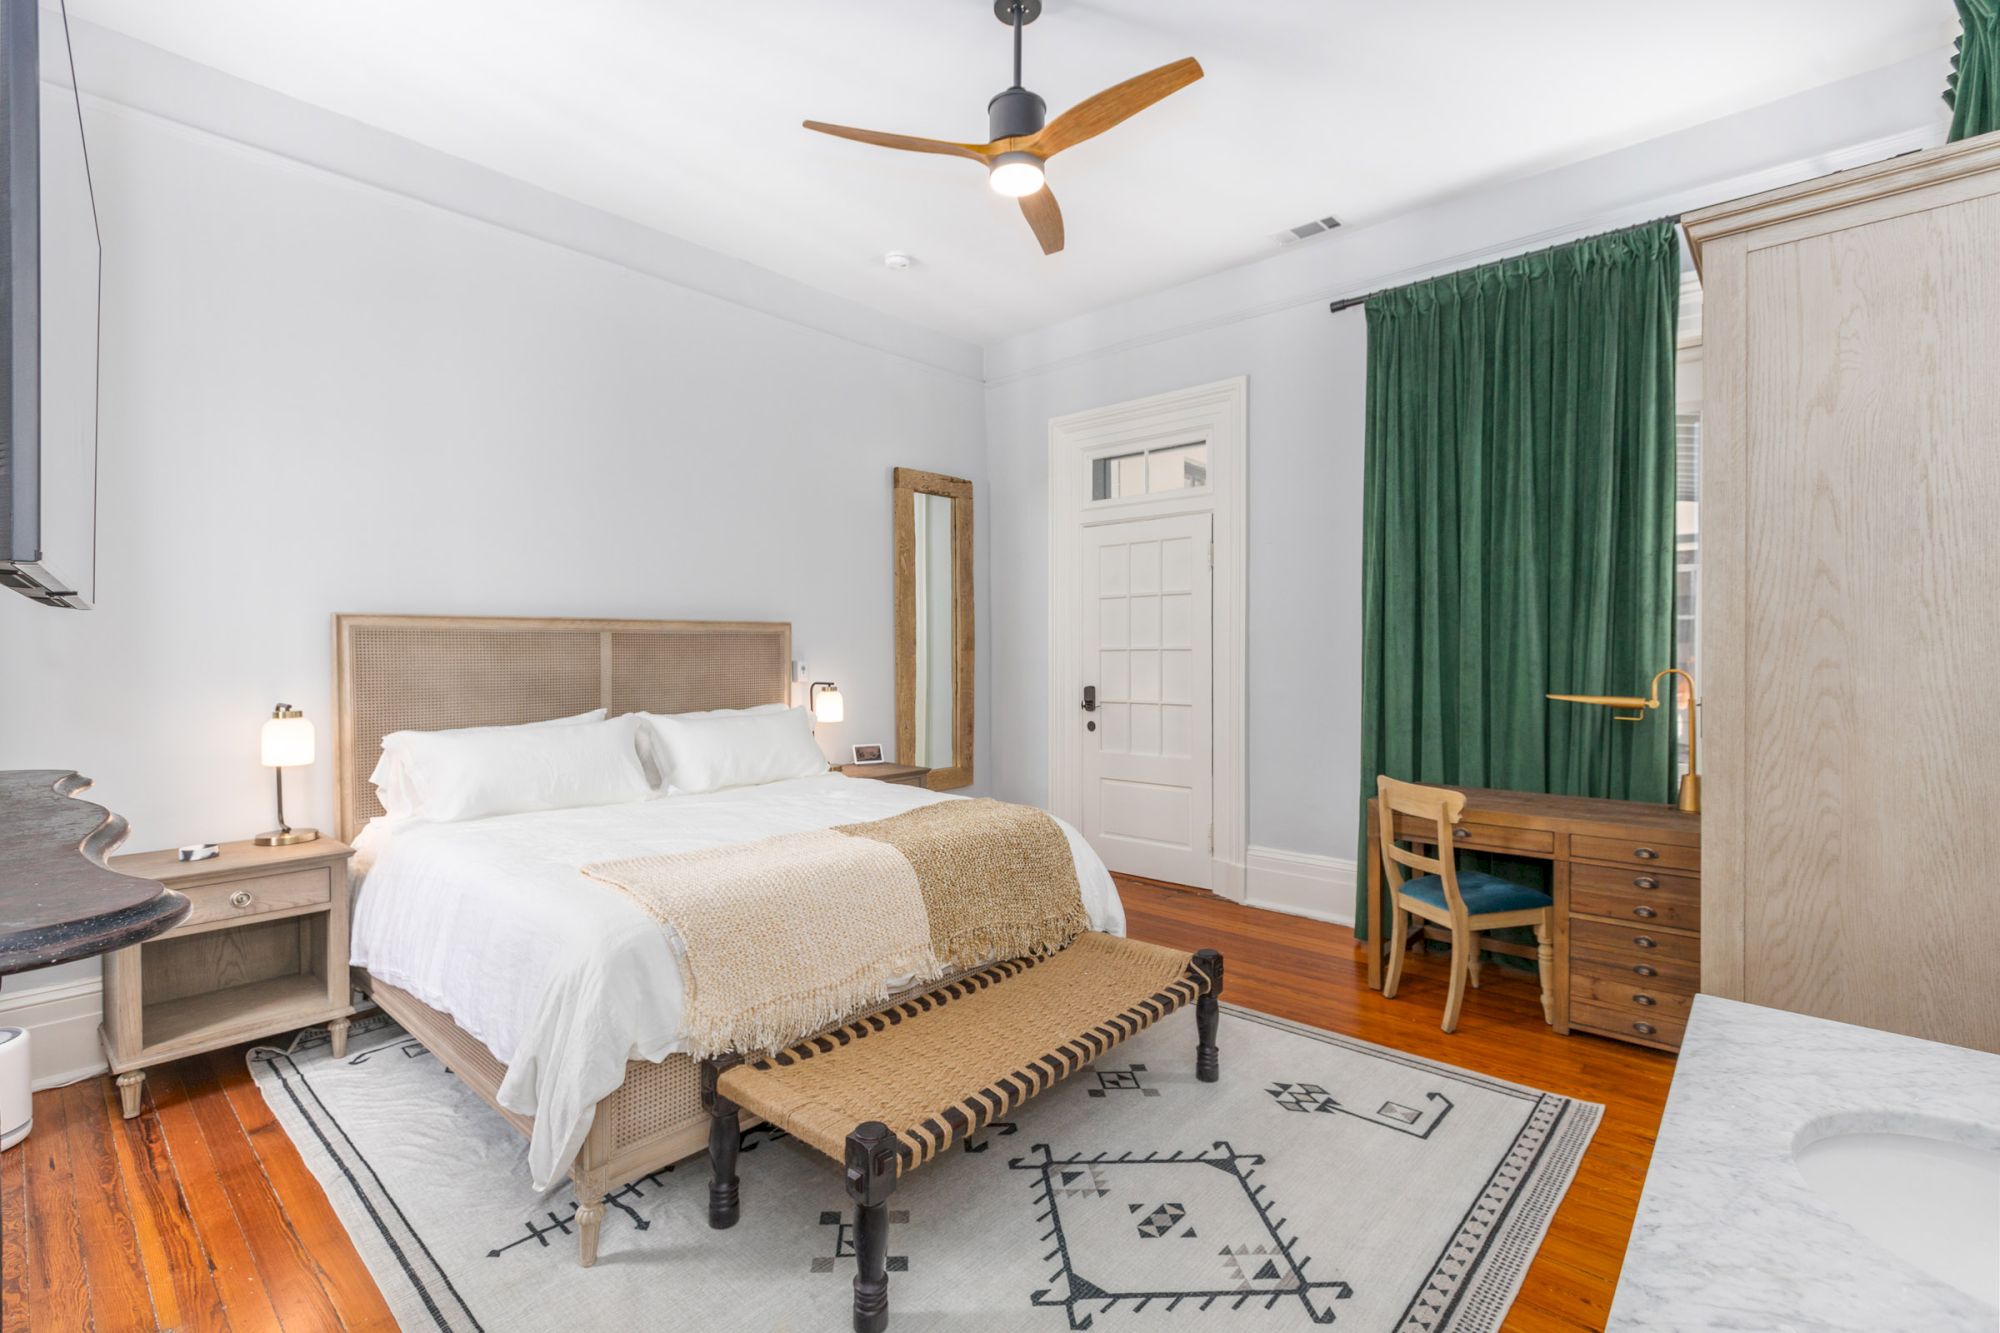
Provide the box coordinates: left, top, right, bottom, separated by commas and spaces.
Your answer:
1375, 776, 1555, 1034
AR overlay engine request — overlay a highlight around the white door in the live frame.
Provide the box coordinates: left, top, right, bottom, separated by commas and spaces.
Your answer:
1080, 513, 1214, 888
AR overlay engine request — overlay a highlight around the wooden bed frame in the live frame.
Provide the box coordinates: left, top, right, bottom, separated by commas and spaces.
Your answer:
332, 613, 793, 1266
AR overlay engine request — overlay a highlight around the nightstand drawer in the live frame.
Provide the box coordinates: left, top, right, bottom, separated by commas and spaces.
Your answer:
180, 866, 331, 930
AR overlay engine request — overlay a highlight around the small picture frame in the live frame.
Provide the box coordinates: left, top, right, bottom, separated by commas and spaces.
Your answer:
850, 743, 886, 765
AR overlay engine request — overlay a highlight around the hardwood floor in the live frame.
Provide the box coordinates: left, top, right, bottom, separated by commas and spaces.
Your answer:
0, 878, 1671, 1331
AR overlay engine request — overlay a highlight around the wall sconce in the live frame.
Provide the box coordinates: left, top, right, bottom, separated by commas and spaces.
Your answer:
255, 703, 320, 846
1547, 668, 1700, 813
809, 681, 845, 724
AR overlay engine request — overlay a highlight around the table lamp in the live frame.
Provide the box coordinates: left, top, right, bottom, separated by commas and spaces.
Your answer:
255, 703, 320, 846
1546, 668, 1700, 813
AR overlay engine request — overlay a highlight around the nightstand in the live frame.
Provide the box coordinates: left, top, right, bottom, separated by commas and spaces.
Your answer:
838, 763, 932, 787
100, 838, 357, 1118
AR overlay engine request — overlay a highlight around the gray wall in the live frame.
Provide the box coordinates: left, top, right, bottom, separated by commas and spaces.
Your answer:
978, 51, 1952, 867
0, 31, 988, 1015
983, 305, 1369, 860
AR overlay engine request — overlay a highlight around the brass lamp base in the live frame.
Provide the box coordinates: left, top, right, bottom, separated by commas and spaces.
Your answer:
254, 827, 320, 847
1676, 773, 1700, 814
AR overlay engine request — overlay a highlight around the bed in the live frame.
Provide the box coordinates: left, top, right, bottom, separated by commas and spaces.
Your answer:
332, 614, 1124, 1266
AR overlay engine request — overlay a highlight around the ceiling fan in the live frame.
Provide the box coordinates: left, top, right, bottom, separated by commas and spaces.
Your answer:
803, 0, 1203, 256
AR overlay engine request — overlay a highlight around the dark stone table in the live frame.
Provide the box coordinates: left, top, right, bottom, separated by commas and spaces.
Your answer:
0, 770, 189, 979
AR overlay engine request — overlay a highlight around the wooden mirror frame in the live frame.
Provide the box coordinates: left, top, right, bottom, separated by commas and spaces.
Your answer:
893, 467, 974, 789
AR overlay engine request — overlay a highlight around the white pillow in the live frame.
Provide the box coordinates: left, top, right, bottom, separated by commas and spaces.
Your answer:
387, 716, 651, 823
370, 709, 605, 818
632, 702, 790, 788
642, 706, 828, 795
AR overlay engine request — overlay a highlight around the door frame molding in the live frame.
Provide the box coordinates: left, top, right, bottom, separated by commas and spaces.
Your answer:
1046, 376, 1248, 900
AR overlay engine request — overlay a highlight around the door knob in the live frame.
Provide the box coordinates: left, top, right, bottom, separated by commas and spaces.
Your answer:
1081, 685, 1097, 713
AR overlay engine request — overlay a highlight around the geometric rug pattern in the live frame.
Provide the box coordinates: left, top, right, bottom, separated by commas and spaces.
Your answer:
251, 1004, 1599, 1331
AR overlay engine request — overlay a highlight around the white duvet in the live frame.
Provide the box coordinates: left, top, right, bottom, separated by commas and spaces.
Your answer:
349, 774, 1125, 1190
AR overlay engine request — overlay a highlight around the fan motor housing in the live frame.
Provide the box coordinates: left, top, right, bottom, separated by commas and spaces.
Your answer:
988, 85, 1047, 142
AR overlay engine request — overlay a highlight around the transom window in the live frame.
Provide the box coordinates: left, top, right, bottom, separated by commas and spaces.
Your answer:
1090, 441, 1209, 502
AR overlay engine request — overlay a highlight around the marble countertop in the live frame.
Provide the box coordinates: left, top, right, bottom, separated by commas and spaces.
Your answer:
1608, 995, 2000, 1332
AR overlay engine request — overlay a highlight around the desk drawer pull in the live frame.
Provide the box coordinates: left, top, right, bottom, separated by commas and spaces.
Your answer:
1633, 935, 1658, 949
1632, 905, 1658, 919
1633, 875, 1660, 890
1633, 847, 1659, 860
1452, 828, 1469, 840
1633, 1021, 1657, 1036
1632, 993, 1657, 1007
229, 890, 253, 909
1633, 963, 1657, 977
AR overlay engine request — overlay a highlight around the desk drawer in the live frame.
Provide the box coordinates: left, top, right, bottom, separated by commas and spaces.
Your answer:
1391, 814, 1554, 856
1570, 834, 1698, 873
1568, 917, 1700, 969
179, 867, 332, 931
1571, 864, 1701, 931
1569, 999, 1688, 1049
1570, 960, 1695, 1018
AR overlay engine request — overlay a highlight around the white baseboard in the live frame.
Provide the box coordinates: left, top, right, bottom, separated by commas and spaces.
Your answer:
0, 976, 106, 1090
1244, 846, 1356, 926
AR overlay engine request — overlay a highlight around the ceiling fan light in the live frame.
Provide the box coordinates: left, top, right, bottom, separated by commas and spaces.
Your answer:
988, 152, 1046, 198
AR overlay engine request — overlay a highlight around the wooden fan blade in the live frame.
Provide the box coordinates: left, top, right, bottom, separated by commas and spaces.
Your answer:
1019, 185, 1064, 255
802, 120, 992, 163
1029, 57, 1204, 158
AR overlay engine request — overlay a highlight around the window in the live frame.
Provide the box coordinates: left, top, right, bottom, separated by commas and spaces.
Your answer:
1091, 441, 1209, 501
1674, 371, 1701, 774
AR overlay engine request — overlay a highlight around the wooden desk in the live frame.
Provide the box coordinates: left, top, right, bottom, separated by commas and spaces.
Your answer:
1364, 788, 1700, 1051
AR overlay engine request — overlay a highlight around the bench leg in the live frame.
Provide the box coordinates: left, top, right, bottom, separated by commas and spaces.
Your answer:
702, 1056, 743, 1229
1194, 948, 1224, 1083
845, 1121, 899, 1333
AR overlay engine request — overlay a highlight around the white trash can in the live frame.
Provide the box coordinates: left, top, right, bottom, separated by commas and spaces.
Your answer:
0, 1026, 30, 1150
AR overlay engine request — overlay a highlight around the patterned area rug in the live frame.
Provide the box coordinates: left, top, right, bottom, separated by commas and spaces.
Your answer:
252, 1005, 1598, 1332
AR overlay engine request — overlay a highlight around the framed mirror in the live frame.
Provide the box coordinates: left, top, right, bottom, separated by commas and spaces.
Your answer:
894, 467, 973, 789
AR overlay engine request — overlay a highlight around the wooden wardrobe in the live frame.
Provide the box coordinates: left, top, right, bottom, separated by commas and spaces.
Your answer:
1687, 133, 2000, 1055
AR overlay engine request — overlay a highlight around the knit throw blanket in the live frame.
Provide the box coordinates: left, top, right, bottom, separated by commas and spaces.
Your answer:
582, 799, 1087, 1059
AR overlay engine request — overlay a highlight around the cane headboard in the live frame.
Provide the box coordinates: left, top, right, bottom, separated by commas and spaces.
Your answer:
333, 614, 792, 841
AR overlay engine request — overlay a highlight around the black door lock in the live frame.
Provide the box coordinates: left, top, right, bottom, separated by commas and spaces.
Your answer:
1081, 685, 1097, 712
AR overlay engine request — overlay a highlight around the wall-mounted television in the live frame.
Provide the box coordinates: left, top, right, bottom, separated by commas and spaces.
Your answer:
0, 0, 100, 609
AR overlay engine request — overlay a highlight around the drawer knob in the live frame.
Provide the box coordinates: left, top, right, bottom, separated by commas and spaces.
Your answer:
1634, 935, 1658, 949
1634, 847, 1659, 861
229, 890, 253, 909
1633, 1021, 1657, 1036
1633, 876, 1660, 890
1633, 993, 1658, 1007
1633, 905, 1658, 919
1452, 828, 1469, 840
1633, 964, 1657, 978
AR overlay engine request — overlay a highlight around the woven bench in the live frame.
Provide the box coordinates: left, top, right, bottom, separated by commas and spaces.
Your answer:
700, 931, 1224, 1332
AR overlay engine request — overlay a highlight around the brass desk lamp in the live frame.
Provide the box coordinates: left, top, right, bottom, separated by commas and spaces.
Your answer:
1547, 668, 1700, 813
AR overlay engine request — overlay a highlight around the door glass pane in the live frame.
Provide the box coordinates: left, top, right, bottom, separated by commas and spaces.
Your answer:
1146, 442, 1208, 492
1091, 451, 1146, 500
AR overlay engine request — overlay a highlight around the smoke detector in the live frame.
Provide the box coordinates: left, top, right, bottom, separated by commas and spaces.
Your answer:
882, 251, 916, 270
1273, 215, 1341, 247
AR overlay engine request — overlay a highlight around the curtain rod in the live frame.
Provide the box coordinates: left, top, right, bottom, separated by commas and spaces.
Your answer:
1327, 214, 1683, 315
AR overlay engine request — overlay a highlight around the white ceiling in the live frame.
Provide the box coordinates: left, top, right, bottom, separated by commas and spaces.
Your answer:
72, 0, 1954, 345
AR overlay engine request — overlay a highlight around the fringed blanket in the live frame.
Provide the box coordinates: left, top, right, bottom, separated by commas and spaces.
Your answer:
582, 799, 1087, 1058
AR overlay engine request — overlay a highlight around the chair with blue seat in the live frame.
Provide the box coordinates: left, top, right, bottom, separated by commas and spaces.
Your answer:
1375, 775, 1554, 1033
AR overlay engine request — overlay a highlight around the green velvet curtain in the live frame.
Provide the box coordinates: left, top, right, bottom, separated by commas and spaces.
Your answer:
1947, 0, 2000, 141
1353, 219, 1680, 934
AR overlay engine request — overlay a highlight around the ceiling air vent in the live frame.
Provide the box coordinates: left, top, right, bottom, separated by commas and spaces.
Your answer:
1274, 215, 1341, 246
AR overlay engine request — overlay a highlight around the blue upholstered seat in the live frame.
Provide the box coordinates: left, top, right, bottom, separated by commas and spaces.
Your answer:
1397, 870, 1551, 916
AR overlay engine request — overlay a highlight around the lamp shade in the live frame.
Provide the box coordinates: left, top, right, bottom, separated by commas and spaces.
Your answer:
260, 709, 315, 768
812, 685, 845, 724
